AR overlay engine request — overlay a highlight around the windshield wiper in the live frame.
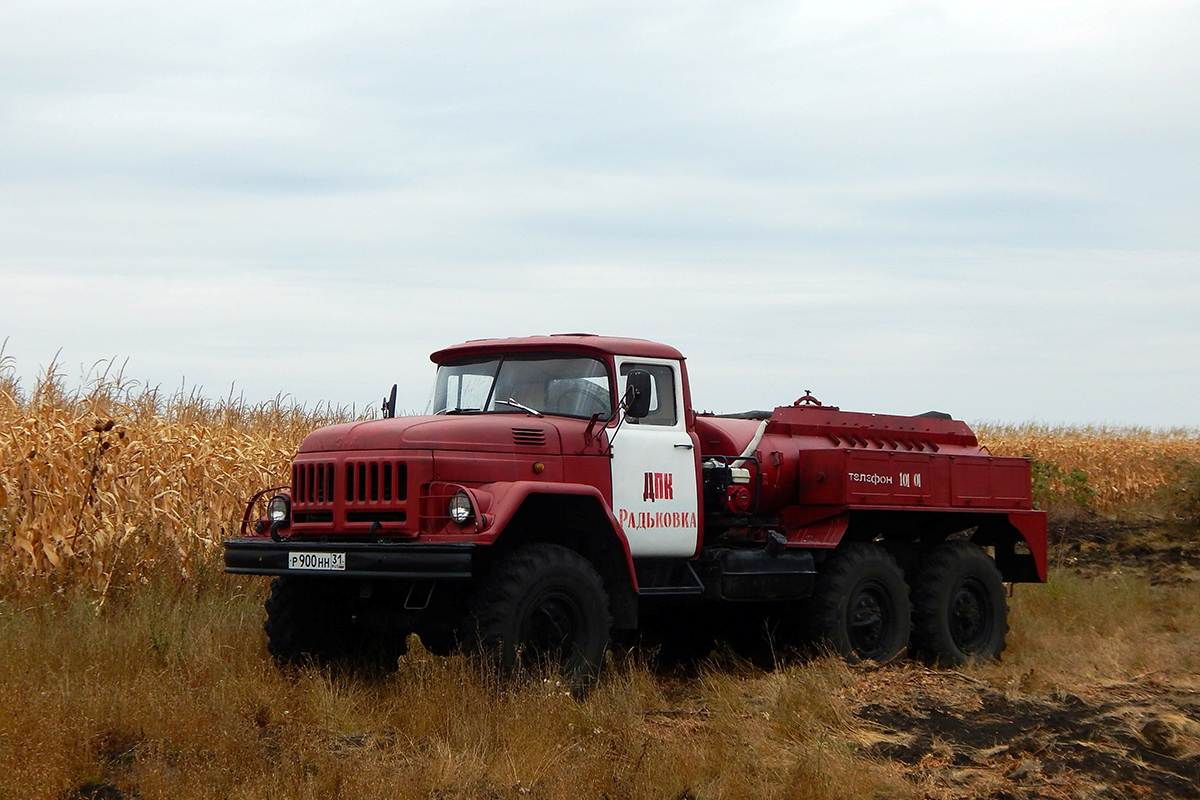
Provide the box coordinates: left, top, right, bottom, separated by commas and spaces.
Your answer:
496, 398, 543, 417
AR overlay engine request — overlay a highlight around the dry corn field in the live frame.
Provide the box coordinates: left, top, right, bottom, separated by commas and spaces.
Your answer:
1, 358, 1198, 594
0, 359, 347, 597
976, 423, 1200, 512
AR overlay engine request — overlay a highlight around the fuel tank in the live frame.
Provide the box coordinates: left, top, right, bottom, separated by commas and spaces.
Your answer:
693, 401, 1032, 517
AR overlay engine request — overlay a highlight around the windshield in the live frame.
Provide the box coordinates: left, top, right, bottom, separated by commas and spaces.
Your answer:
426, 355, 614, 420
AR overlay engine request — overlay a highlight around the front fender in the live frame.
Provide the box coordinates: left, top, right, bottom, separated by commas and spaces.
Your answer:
473, 480, 638, 592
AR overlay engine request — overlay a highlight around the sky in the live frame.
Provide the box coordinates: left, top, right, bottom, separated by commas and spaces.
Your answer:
2, 0, 1198, 427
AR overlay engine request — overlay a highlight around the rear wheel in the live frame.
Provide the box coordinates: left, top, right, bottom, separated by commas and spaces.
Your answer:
805, 543, 911, 664
910, 541, 1008, 665
467, 544, 611, 693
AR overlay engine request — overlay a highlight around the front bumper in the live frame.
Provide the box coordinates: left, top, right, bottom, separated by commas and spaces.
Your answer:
223, 538, 475, 580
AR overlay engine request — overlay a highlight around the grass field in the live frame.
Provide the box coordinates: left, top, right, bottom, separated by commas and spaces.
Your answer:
2, 358, 1199, 798
2, 567, 1196, 800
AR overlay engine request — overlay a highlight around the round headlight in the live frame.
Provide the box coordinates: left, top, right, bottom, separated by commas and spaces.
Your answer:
448, 491, 474, 525
267, 494, 291, 524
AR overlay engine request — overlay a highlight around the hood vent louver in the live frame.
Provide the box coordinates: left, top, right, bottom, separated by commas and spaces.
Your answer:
512, 427, 547, 447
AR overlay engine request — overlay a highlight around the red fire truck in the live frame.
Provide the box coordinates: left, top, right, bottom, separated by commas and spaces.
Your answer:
225, 335, 1046, 688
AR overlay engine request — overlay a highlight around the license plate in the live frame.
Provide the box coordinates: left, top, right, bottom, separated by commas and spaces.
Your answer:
288, 551, 346, 571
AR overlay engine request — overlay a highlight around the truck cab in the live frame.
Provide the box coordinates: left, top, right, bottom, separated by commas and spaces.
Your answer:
427, 335, 702, 560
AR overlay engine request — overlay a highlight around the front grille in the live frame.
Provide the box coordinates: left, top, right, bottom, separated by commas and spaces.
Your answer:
344, 460, 408, 503
290, 458, 412, 532
293, 462, 335, 503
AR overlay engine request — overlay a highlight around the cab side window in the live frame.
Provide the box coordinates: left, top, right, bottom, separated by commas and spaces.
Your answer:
620, 363, 677, 426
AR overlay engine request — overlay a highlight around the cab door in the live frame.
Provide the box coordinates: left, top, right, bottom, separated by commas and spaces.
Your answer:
609, 356, 701, 557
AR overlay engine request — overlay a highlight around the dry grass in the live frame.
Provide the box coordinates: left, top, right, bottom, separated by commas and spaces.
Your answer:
977, 423, 1200, 512
2, 569, 1195, 800
0, 580, 910, 800
989, 571, 1200, 689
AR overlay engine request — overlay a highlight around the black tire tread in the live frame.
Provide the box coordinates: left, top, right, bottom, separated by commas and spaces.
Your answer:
264, 576, 336, 666
264, 576, 404, 671
467, 543, 611, 690
910, 540, 1008, 666
804, 542, 912, 664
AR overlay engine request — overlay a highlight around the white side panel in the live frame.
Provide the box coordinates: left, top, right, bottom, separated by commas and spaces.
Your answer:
609, 356, 700, 558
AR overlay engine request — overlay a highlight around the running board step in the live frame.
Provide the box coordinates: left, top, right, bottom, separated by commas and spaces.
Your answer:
634, 559, 705, 596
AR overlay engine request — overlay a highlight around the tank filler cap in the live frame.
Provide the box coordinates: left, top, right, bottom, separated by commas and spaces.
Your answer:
793, 391, 823, 407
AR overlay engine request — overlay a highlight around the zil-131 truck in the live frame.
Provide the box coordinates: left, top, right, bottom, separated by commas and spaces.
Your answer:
225, 335, 1047, 689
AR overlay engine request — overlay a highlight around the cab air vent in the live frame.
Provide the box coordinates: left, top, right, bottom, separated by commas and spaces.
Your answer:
512, 428, 547, 446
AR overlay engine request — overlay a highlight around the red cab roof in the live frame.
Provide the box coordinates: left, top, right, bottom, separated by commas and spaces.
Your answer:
430, 334, 685, 364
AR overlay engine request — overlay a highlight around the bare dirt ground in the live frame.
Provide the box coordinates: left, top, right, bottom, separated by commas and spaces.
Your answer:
847, 519, 1200, 800
1052, 517, 1200, 585
852, 665, 1200, 799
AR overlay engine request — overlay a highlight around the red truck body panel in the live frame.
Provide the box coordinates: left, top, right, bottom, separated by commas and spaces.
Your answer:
431, 335, 686, 364
694, 401, 1047, 580
241, 334, 1048, 584
287, 414, 614, 540
694, 402, 1029, 512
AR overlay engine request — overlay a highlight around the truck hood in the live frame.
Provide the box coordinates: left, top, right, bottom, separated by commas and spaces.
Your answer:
298, 414, 570, 454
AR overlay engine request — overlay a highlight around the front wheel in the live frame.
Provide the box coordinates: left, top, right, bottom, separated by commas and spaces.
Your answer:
804, 543, 912, 664
910, 541, 1008, 666
467, 544, 612, 693
265, 576, 351, 666
264, 577, 405, 671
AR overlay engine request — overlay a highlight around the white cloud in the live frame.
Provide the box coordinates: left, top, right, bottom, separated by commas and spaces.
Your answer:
1, 0, 1197, 427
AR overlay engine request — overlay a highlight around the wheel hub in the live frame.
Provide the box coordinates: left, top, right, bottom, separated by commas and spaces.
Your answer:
848, 581, 892, 658
520, 590, 582, 661
948, 577, 990, 652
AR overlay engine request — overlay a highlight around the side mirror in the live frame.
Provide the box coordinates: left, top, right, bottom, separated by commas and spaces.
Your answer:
623, 370, 653, 419
382, 384, 397, 419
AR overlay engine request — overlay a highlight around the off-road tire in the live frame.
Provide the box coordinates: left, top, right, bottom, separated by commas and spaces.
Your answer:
910, 541, 1008, 666
264, 577, 405, 671
467, 544, 611, 693
265, 577, 344, 666
805, 542, 912, 664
